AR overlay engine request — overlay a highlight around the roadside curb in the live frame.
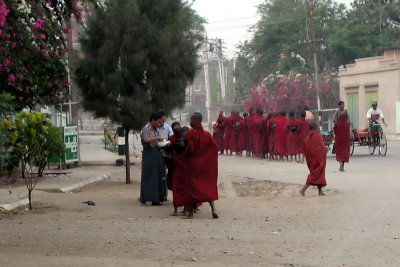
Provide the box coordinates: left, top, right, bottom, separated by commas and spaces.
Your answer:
60, 173, 111, 193
0, 173, 111, 211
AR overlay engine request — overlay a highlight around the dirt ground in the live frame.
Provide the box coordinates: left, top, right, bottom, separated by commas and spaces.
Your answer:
1, 145, 400, 266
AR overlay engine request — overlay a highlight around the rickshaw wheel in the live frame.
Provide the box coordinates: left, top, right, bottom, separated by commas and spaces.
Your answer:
368, 138, 376, 155
379, 133, 387, 156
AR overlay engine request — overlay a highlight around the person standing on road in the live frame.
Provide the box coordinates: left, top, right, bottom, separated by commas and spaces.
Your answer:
296, 111, 309, 163
140, 113, 164, 205
157, 111, 173, 140
183, 112, 219, 219
332, 101, 351, 124
334, 111, 351, 172
285, 111, 300, 162
213, 110, 225, 155
299, 121, 327, 197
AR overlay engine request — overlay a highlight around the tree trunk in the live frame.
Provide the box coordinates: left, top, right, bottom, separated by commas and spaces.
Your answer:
125, 127, 131, 184
28, 190, 32, 210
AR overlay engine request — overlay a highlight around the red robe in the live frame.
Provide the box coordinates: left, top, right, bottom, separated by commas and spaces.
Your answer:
168, 135, 186, 207
334, 117, 350, 163
245, 114, 254, 153
222, 116, 232, 151
184, 123, 218, 205
229, 114, 242, 152
213, 115, 225, 152
237, 118, 248, 151
252, 114, 264, 155
285, 116, 300, 156
297, 117, 309, 154
267, 116, 277, 156
261, 117, 269, 154
275, 115, 288, 156
304, 130, 327, 187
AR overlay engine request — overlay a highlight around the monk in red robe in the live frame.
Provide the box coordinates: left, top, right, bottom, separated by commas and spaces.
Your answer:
334, 111, 351, 171
222, 112, 233, 155
275, 111, 288, 160
252, 108, 265, 158
184, 112, 219, 219
213, 111, 225, 155
168, 124, 186, 216
229, 111, 242, 155
267, 113, 277, 160
245, 108, 255, 156
261, 115, 269, 158
299, 122, 327, 197
285, 111, 300, 161
297, 111, 309, 163
237, 112, 249, 156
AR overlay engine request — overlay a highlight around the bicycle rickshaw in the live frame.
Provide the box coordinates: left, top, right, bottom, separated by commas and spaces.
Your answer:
352, 121, 387, 156
321, 120, 387, 156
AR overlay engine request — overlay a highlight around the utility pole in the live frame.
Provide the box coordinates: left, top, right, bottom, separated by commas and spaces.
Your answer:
216, 38, 226, 100
307, 1, 322, 131
203, 37, 212, 132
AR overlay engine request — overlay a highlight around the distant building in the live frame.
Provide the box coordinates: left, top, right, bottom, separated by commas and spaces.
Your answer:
339, 48, 400, 138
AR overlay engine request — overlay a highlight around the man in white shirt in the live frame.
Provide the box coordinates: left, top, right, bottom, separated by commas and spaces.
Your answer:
366, 101, 387, 127
157, 111, 173, 140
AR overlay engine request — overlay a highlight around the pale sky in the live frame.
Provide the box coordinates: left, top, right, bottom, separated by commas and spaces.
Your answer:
192, 0, 352, 58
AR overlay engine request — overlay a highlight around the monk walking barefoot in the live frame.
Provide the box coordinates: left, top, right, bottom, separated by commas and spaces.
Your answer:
183, 112, 219, 219
299, 121, 327, 197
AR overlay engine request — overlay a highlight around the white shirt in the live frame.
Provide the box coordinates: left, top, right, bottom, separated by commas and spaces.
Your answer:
157, 122, 173, 140
366, 108, 384, 121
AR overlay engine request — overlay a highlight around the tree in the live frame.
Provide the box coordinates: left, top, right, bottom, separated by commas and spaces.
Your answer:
0, 0, 90, 111
245, 73, 339, 112
75, 0, 204, 184
0, 111, 65, 210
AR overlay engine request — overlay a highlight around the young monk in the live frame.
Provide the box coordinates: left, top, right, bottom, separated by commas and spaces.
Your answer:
237, 112, 249, 156
245, 108, 255, 157
222, 111, 233, 155
213, 110, 225, 155
252, 108, 265, 158
297, 111, 309, 163
184, 112, 219, 219
168, 124, 187, 216
267, 113, 277, 160
285, 111, 300, 162
275, 111, 288, 161
334, 110, 351, 171
299, 121, 327, 197
230, 111, 242, 156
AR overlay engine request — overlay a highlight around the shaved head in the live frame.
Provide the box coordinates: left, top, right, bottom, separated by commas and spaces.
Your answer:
191, 112, 203, 123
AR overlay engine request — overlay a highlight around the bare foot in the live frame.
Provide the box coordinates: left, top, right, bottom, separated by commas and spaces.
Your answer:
319, 192, 325, 196
299, 190, 305, 197
212, 213, 219, 219
170, 212, 178, 216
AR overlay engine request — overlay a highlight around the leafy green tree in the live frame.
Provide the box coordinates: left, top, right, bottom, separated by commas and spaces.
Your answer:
327, 0, 400, 66
75, 0, 204, 183
0, 111, 65, 210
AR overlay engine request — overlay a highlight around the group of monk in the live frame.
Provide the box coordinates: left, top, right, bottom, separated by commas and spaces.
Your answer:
213, 108, 310, 162
213, 104, 352, 197
166, 112, 219, 219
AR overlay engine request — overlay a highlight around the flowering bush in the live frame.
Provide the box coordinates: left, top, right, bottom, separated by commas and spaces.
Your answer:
245, 73, 339, 112
0, 0, 83, 110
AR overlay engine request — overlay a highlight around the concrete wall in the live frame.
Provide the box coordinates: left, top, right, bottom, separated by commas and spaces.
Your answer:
339, 56, 400, 136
